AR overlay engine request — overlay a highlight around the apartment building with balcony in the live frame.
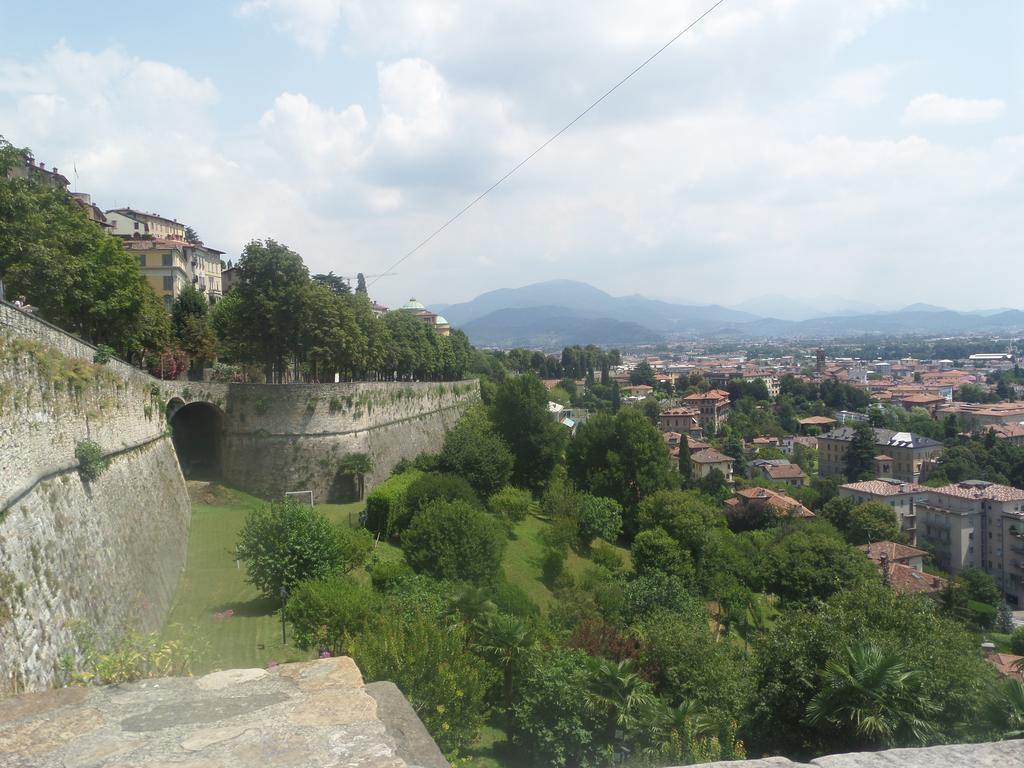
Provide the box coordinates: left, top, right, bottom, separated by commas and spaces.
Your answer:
914, 480, 1024, 606
123, 239, 223, 309
839, 479, 927, 545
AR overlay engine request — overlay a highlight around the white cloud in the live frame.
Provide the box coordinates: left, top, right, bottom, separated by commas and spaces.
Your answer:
905, 93, 1006, 125
236, 0, 344, 54
828, 66, 893, 107
259, 92, 368, 176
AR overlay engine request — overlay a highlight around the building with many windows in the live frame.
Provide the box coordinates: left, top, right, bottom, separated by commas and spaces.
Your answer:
123, 239, 223, 309
839, 479, 927, 545
681, 389, 731, 433
817, 428, 943, 484
914, 480, 1024, 605
106, 208, 186, 240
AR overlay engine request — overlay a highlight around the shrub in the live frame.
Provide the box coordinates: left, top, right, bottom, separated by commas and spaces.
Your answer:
335, 526, 374, 573
631, 527, 694, 580
366, 557, 415, 592
91, 344, 114, 364
74, 440, 109, 482
488, 485, 533, 524
402, 499, 507, 584
364, 469, 423, 536
541, 548, 566, 585
405, 473, 479, 523
577, 495, 623, 549
590, 541, 625, 574
489, 579, 540, 618
287, 575, 380, 654
1010, 626, 1024, 655
65, 621, 204, 686
348, 612, 495, 754
235, 499, 341, 598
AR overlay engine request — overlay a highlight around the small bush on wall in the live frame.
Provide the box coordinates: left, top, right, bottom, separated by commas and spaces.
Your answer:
74, 440, 109, 482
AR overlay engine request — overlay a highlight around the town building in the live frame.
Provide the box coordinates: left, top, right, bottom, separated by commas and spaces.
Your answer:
798, 415, 837, 433
7, 155, 69, 189
681, 389, 731, 433
690, 448, 735, 483
914, 480, 1024, 605
657, 406, 702, 437
123, 239, 223, 309
839, 478, 926, 545
986, 423, 1024, 446
817, 428, 943, 484
935, 401, 1024, 430
723, 486, 814, 528
106, 208, 187, 240
221, 266, 240, 295
395, 299, 451, 336
751, 460, 807, 487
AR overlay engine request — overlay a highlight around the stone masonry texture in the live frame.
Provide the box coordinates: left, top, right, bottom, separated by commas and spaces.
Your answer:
0, 657, 450, 768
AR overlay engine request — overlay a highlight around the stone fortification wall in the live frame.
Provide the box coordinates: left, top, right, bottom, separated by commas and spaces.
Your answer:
220, 381, 479, 501
0, 303, 190, 693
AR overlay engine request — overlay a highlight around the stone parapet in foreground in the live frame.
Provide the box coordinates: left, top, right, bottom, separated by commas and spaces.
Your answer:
0, 657, 448, 768
691, 739, 1024, 767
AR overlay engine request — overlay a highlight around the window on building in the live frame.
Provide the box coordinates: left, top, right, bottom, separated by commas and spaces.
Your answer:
162, 253, 172, 267
138, 255, 146, 267
163, 295, 173, 310
134, 222, 139, 230
163, 276, 173, 291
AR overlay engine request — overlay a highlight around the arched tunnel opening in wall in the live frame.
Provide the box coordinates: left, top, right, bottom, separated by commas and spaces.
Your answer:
167, 399, 224, 480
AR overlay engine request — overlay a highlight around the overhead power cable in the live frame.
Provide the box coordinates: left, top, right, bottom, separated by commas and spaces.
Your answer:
370, 0, 729, 286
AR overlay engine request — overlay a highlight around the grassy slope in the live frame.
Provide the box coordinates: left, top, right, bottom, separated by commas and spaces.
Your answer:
162, 486, 365, 673
165, 485, 632, 673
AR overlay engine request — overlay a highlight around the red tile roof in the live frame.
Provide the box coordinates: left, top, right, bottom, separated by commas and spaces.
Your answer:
764, 464, 806, 480
683, 389, 730, 402
841, 480, 926, 496
858, 541, 928, 564
799, 416, 837, 425
691, 448, 734, 464
885, 563, 946, 595
929, 482, 1024, 502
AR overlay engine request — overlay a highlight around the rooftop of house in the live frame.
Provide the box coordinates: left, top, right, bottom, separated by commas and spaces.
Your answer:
764, 464, 807, 480
106, 207, 183, 226
902, 393, 946, 403
928, 480, 1024, 502
691, 448, 734, 464
798, 415, 837, 425
885, 562, 947, 595
660, 406, 699, 417
683, 389, 730, 402
820, 427, 943, 450
726, 486, 814, 518
840, 479, 927, 496
987, 423, 1024, 439
858, 540, 928, 563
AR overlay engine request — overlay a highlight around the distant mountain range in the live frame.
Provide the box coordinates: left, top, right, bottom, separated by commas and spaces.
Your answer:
433, 280, 1024, 348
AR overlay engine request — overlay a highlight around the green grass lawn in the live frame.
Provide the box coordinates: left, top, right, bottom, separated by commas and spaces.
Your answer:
501, 515, 632, 610
162, 484, 366, 673
164, 485, 632, 673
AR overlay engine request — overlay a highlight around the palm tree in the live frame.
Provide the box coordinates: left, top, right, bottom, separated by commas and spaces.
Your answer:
339, 452, 373, 500
584, 657, 657, 747
449, 585, 497, 628
805, 642, 939, 750
983, 678, 1024, 740
471, 613, 536, 715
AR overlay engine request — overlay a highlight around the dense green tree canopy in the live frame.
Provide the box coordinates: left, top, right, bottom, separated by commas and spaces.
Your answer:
438, 405, 514, 498
491, 375, 566, 490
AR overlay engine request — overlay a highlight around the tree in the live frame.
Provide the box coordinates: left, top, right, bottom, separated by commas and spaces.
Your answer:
405, 472, 479, 517
355, 272, 367, 293
631, 527, 694, 580
184, 225, 201, 244
845, 422, 877, 481
402, 499, 506, 584
566, 409, 675, 532
818, 496, 856, 534
491, 375, 565, 490
637, 490, 722, 561
577, 495, 623, 548
846, 501, 901, 545
761, 523, 877, 605
438, 405, 514, 498
749, 583, 996, 756
805, 642, 938, 751
0, 137, 170, 355
959, 566, 1001, 608
630, 361, 656, 386
996, 602, 1015, 634
584, 657, 657, 746
677, 434, 692, 482
337, 452, 373, 500
312, 271, 351, 295
233, 238, 311, 382
1010, 626, 1024, 656
472, 613, 537, 724
235, 499, 342, 598
511, 648, 605, 768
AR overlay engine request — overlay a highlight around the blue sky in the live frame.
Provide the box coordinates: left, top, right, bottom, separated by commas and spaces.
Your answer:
1, 1, 1021, 311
